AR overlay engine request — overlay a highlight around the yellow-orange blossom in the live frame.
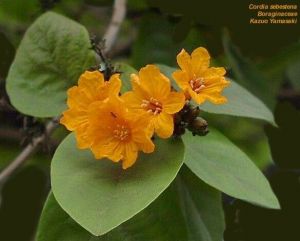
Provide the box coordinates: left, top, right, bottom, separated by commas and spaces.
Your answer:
60, 47, 229, 169
172, 47, 230, 104
60, 70, 155, 169
88, 96, 155, 169
122, 65, 185, 138
60, 71, 121, 148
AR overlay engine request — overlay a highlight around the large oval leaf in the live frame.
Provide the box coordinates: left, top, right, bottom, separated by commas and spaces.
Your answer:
183, 129, 280, 209
158, 64, 275, 125
38, 167, 224, 241
37, 189, 189, 241
6, 11, 96, 117
201, 81, 275, 125
176, 166, 225, 241
51, 133, 184, 236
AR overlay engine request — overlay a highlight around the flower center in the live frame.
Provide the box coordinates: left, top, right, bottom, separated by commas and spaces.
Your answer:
141, 97, 163, 115
190, 77, 206, 93
113, 124, 130, 141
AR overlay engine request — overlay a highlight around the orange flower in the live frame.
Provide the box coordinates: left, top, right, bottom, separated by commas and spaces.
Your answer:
172, 47, 230, 105
87, 96, 155, 169
122, 65, 185, 139
60, 71, 121, 149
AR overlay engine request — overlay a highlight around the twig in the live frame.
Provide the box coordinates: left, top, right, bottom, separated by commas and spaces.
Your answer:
278, 89, 300, 99
109, 35, 134, 58
0, 128, 22, 141
0, 0, 127, 185
0, 117, 59, 184
0, 97, 16, 112
103, 0, 127, 54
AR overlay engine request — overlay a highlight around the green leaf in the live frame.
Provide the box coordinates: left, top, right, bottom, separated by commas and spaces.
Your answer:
287, 61, 300, 90
201, 81, 275, 125
131, 13, 178, 69
37, 192, 94, 241
38, 191, 186, 241
51, 133, 184, 236
131, 13, 204, 69
38, 167, 224, 241
258, 40, 300, 82
158, 64, 275, 125
176, 166, 225, 241
183, 128, 280, 209
222, 32, 277, 109
0, 0, 39, 25
118, 63, 137, 93
6, 11, 96, 117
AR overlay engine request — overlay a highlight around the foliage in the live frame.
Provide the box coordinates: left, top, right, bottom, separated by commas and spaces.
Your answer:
51, 133, 184, 235
6, 12, 96, 117
1, 2, 295, 240
38, 167, 224, 241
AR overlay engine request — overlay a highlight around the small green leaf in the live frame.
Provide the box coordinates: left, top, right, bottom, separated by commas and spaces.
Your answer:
38, 167, 224, 241
183, 128, 280, 209
287, 61, 300, 90
118, 63, 137, 93
6, 11, 96, 117
51, 133, 184, 236
222, 32, 277, 109
158, 64, 276, 125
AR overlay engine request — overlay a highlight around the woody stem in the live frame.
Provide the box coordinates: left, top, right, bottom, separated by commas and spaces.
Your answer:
0, 0, 128, 186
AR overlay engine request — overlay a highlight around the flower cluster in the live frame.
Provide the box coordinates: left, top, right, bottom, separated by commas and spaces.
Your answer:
60, 47, 229, 169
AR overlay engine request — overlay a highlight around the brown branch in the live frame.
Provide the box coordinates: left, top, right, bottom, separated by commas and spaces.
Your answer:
103, 0, 127, 54
0, 0, 127, 185
0, 128, 22, 142
109, 35, 134, 58
0, 117, 59, 184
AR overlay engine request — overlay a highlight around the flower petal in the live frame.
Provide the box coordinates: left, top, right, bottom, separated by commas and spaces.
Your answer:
91, 140, 123, 161
131, 121, 155, 153
122, 142, 138, 169
108, 73, 122, 96
130, 74, 150, 100
201, 93, 228, 104
177, 49, 192, 74
187, 88, 207, 104
191, 47, 210, 75
203, 67, 226, 76
203, 80, 230, 93
172, 70, 190, 91
188, 87, 228, 105
122, 91, 143, 110
163, 92, 185, 114
138, 65, 171, 99
78, 71, 105, 101
153, 113, 174, 138
79, 71, 105, 86
75, 125, 91, 149
60, 108, 88, 131
66, 86, 90, 109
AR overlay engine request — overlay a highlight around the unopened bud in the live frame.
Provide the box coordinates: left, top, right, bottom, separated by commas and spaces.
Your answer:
188, 117, 209, 136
